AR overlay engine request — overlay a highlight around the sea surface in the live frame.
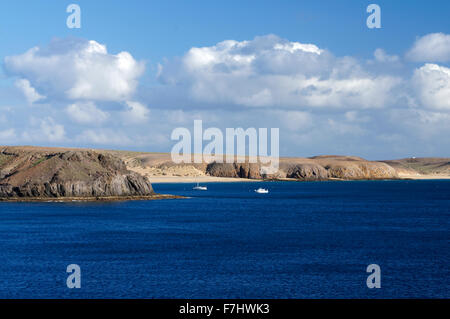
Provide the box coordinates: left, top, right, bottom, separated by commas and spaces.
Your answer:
0, 180, 448, 298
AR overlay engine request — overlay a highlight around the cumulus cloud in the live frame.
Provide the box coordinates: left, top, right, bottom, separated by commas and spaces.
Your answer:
413, 63, 450, 110
373, 48, 399, 63
4, 38, 145, 102
273, 110, 312, 131
21, 117, 66, 143
158, 35, 402, 109
416, 110, 450, 124
76, 129, 132, 146
122, 101, 150, 123
2, 34, 450, 158
39, 117, 66, 142
407, 33, 450, 62
66, 102, 109, 125
14, 79, 45, 105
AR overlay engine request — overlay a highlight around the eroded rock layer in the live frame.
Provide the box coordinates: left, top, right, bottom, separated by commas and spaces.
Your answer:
0, 147, 154, 198
118, 152, 401, 181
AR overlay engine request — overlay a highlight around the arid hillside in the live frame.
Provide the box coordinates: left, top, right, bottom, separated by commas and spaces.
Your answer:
116, 152, 400, 181
1, 146, 448, 197
112, 151, 450, 182
0, 146, 154, 198
381, 158, 450, 177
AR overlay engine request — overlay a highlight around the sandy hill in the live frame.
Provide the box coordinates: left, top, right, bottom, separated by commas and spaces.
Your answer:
381, 158, 450, 178
110, 151, 403, 181
110, 151, 450, 182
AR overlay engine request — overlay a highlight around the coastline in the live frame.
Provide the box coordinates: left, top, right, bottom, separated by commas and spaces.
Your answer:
148, 175, 450, 183
148, 176, 261, 183
0, 194, 185, 203
397, 174, 450, 180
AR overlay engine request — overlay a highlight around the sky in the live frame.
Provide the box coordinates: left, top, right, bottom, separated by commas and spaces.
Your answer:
0, 0, 449, 159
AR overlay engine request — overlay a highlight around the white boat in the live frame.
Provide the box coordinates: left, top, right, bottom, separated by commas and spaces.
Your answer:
255, 188, 269, 194
193, 182, 207, 191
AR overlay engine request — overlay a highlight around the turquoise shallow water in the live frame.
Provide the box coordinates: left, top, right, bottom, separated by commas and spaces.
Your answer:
0, 180, 449, 298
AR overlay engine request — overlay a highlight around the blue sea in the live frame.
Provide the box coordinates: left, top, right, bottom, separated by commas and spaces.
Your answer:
0, 180, 448, 299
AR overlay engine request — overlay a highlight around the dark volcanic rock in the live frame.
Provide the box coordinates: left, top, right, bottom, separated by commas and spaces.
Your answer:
205, 163, 238, 178
0, 148, 154, 198
285, 163, 328, 180
206, 162, 262, 179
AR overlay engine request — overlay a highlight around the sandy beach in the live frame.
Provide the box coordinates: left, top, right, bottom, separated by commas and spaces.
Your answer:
148, 176, 261, 183
147, 174, 450, 183
397, 173, 450, 180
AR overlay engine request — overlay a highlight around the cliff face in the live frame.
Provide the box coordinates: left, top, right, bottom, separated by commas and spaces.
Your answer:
310, 156, 398, 180
206, 162, 262, 179
203, 159, 398, 180
118, 152, 401, 181
285, 163, 329, 180
5, 147, 443, 189
0, 147, 154, 198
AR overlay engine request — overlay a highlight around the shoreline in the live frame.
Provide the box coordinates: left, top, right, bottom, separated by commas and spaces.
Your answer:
148, 176, 261, 183
148, 175, 450, 183
0, 194, 185, 203
1, 176, 448, 202
397, 174, 450, 180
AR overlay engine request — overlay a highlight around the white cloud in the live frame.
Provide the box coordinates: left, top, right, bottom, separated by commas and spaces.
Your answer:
407, 33, 450, 62
76, 129, 132, 146
39, 117, 66, 142
273, 42, 323, 55
413, 63, 450, 110
388, 108, 450, 145
161, 109, 220, 125
158, 35, 401, 109
416, 110, 450, 124
66, 102, 109, 125
373, 48, 399, 63
14, 79, 45, 104
123, 101, 150, 123
5, 38, 145, 102
327, 118, 366, 136
273, 110, 312, 131
2, 35, 450, 158
21, 117, 66, 143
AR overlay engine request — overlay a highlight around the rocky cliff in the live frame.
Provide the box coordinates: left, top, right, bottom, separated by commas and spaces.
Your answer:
0, 147, 154, 198
309, 156, 398, 180
116, 152, 403, 181
206, 162, 262, 179
202, 157, 398, 180
2, 147, 446, 189
284, 163, 329, 180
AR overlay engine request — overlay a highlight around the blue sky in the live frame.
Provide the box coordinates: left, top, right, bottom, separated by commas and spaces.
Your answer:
2, 1, 449, 60
1, 0, 450, 159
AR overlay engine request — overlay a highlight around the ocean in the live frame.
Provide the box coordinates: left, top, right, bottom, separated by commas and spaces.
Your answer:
0, 180, 448, 298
